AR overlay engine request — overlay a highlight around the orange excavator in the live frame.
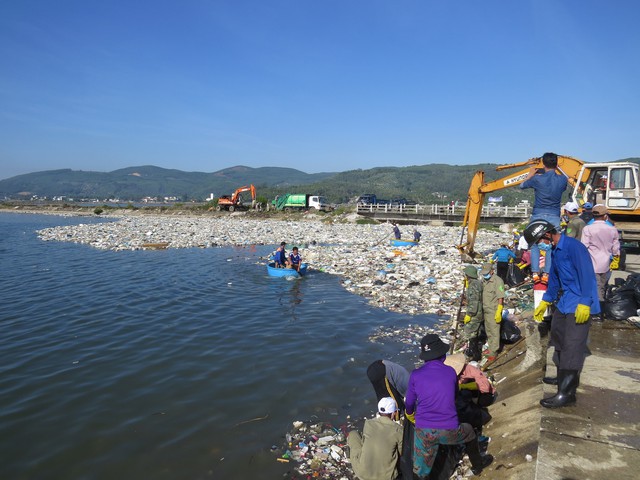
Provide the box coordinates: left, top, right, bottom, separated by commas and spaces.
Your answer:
216, 184, 256, 212
457, 155, 640, 257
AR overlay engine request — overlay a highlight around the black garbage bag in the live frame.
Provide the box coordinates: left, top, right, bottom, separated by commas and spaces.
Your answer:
505, 263, 526, 288
500, 319, 521, 344
604, 280, 639, 321
627, 273, 640, 306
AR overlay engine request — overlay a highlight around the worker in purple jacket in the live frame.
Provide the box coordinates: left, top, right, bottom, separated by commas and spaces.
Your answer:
405, 334, 493, 477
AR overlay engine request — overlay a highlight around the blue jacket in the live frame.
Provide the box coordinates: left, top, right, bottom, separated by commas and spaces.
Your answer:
492, 247, 516, 263
520, 170, 567, 214
542, 235, 600, 314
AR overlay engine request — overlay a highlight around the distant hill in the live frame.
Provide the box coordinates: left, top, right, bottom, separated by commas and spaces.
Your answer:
1, 158, 638, 204
0, 165, 337, 201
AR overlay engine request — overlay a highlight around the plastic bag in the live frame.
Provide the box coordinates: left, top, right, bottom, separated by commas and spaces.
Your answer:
604, 278, 639, 321
505, 263, 526, 288
500, 319, 521, 344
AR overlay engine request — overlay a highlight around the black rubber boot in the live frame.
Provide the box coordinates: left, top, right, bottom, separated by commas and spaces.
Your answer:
540, 369, 578, 408
465, 437, 493, 475
543, 351, 560, 385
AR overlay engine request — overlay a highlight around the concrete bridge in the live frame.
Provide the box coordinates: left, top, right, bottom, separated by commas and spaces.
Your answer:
356, 203, 532, 226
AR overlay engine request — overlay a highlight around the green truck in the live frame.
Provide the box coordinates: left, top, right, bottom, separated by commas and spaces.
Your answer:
272, 194, 333, 212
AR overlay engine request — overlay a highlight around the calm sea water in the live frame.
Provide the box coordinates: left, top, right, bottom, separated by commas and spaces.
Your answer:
0, 213, 439, 480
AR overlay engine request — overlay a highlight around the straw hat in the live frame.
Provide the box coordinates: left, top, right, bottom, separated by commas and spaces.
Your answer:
444, 353, 466, 376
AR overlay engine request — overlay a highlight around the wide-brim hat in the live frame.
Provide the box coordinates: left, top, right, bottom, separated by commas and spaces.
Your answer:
419, 334, 450, 361
480, 263, 492, 275
444, 353, 466, 376
463, 265, 478, 279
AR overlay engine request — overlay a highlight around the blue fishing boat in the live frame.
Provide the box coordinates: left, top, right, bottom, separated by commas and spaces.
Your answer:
267, 262, 308, 278
390, 239, 418, 247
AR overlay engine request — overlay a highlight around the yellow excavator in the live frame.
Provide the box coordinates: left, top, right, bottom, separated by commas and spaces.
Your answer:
457, 155, 640, 256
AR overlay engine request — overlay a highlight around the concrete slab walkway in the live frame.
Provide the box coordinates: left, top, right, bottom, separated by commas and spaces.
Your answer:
536, 255, 640, 480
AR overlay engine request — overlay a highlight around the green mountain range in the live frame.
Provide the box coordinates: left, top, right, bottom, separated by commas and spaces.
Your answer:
1, 158, 638, 205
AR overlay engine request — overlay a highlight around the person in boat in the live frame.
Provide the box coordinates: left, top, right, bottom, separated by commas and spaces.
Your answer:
274, 242, 289, 268
289, 246, 302, 272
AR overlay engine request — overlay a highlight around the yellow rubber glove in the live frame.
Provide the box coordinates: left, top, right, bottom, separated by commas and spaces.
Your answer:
405, 412, 415, 424
534, 300, 551, 322
463, 314, 471, 324
495, 305, 503, 324
610, 255, 620, 270
459, 381, 478, 391
575, 304, 590, 324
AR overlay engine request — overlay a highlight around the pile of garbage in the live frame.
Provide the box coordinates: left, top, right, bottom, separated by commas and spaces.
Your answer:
273, 419, 356, 479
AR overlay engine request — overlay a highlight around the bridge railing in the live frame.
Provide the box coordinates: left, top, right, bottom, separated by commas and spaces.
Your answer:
356, 203, 532, 218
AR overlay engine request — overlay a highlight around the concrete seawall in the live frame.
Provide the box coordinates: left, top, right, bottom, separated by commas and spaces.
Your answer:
483, 254, 640, 479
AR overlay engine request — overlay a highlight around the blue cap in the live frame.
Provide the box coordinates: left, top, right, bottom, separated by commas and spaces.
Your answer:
583, 202, 593, 209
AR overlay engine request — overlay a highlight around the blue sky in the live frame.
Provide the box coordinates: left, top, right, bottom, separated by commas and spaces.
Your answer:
1, 1, 639, 180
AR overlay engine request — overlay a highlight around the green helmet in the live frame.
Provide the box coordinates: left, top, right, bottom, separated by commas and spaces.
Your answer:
463, 265, 478, 279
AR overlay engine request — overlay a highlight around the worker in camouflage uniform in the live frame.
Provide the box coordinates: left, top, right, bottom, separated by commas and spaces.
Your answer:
562, 202, 586, 240
462, 265, 483, 360
480, 263, 505, 362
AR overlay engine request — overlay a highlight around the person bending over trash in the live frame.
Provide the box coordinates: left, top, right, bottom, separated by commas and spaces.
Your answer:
480, 263, 505, 363
367, 360, 413, 480
413, 228, 422, 243
462, 265, 484, 361
445, 354, 497, 432
347, 397, 404, 480
445, 353, 497, 408
367, 360, 409, 413
405, 334, 493, 478
288, 246, 302, 272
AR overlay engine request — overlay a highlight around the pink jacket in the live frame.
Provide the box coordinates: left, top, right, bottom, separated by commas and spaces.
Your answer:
581, 221, 620, 274
459, 364, 495, 394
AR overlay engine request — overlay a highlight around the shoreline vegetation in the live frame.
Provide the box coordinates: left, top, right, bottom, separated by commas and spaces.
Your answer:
4, 203, 542, 479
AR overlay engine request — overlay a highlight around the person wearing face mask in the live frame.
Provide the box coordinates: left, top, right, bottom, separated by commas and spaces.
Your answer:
524, 220, 599, 408
480, 263, 505, 362
562, 202, 586, 240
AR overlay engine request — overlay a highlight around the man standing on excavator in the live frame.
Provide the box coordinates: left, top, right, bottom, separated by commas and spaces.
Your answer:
519, 152, 568, 286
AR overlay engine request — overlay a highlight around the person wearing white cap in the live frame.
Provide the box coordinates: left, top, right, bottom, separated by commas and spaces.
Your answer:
347, 397, 403, 480
562, 201, 586, 240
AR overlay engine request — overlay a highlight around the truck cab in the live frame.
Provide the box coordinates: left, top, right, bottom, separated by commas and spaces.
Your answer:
357, 194, 377, 205
308, 195, 332, 211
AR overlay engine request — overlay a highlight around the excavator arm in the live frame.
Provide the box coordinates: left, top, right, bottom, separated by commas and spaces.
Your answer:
457, 155, 587, 256
230, 184, 256, 203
